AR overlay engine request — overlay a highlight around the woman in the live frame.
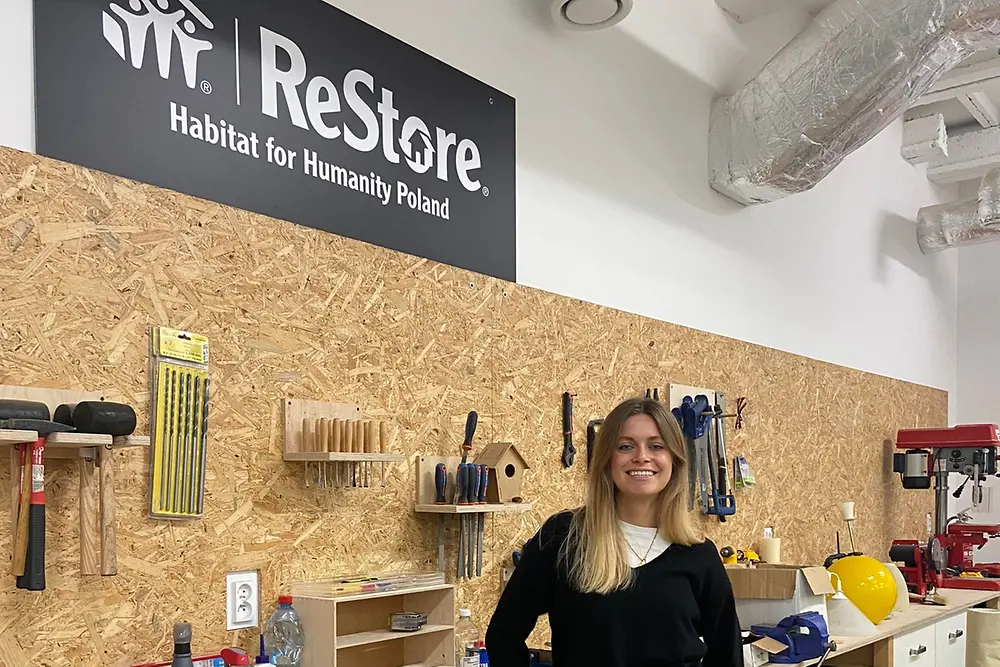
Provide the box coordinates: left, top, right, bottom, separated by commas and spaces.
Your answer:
485, 396, 742, 667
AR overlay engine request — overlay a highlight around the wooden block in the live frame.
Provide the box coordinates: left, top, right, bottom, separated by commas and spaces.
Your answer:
284, 399, 360, 457
80, 457, 99, 576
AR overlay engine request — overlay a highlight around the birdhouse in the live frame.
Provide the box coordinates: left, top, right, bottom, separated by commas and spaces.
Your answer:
474, 442, 529, 504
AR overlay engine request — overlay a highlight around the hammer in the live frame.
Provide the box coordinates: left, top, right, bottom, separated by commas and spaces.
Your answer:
0, 399, 76, 591
55, 401, 136, 577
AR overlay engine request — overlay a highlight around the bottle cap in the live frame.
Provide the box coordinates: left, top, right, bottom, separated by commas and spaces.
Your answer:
459, 608, 472, 618
278, 594, 293, 605
173, 622, 192, 644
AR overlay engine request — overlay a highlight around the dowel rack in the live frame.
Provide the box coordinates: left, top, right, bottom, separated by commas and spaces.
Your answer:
283, 398, 404, 489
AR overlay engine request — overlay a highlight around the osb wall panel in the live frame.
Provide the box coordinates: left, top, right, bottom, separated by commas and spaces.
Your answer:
0, 146, 941, 665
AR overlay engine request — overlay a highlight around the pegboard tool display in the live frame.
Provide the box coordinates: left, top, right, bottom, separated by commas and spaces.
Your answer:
0, 385, 148, 588
668, 384, 737, 522
416, 440, 532, 578
283, 398, 404, 489
148, 327, 210, 520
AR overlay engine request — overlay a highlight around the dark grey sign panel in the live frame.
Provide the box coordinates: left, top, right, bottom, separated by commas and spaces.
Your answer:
34, 0, 517, 281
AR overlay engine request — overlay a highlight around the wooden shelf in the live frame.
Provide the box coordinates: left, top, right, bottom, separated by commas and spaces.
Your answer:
415, 502, 533, 514
338, 624, 453, 649
285, 452, 404, 463
0, 430, 149, 449
0, 430, 38, 446
46, 432, 112, 447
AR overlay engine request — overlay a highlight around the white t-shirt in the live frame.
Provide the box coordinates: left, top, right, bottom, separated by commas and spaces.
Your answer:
619, 520, 672, 567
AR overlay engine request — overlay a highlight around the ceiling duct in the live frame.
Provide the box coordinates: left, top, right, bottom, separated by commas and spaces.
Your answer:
916, 167, 1000, 253
709, 0, 1000, 206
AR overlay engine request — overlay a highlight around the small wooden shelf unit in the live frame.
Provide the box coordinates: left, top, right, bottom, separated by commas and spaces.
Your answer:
295, 583, 455, 667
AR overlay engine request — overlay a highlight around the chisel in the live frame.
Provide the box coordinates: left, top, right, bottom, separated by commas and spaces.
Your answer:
477, 464, 488, 577
468, 462, 480, 578
457, 463, 468, 578
435, 463, 446, 570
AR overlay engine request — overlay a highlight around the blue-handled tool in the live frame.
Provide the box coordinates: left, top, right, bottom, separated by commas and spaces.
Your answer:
679, 395, 712, 511
707, 395, 736, 522
457, 463, 468, 578
468, 464, 481, 577
476, 464, 488, 577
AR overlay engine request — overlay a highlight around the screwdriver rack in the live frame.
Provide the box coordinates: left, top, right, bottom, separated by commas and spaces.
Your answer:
0, 385, 149, 580
283, 398, 404, 489
415, 454, 532, 576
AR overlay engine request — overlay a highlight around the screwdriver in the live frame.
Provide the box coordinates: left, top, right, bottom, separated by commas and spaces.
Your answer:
477, 464, 489, 577
434, 462, 447, 571
468, 462, 481, 578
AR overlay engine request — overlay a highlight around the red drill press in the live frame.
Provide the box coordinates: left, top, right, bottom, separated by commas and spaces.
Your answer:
890, 424, 1000, 594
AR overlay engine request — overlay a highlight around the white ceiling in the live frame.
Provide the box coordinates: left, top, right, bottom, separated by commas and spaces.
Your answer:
904, 49, 1000, 185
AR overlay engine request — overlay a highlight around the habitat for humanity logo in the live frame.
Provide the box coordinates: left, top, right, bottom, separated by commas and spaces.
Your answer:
102, 0, 214, 89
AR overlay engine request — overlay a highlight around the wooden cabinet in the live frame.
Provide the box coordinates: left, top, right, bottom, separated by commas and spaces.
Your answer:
295, 583, 455, 667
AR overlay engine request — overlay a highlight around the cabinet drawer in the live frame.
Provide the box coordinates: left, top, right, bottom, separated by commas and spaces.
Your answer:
893, 625, 936, 666
935, 612, 968, 667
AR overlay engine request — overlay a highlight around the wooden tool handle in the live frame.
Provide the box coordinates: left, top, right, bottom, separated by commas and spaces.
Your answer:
321, 418, 330, 454
345, 419, 354, 453
99, 444, 117, 576
380, 421, 387, 454
355, 420, 363, 453
332, 419, 342, 452
80, 456, 99, 576
302, 418, 312, 452
11, 444, 30, 577
365, 421, 373, 454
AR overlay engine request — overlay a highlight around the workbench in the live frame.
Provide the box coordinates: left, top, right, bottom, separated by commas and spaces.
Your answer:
764, 588, 1000, 667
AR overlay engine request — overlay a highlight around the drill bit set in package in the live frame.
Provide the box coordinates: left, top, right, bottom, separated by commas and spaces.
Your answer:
148, 327, 211, 520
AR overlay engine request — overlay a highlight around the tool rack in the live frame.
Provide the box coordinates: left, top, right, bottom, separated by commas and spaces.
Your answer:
0, 385, 149, 577
415, 454, 533, 574
283, 398, 404, 489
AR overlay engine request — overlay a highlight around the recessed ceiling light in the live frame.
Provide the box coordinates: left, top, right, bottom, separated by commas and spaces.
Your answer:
551, 0, 634, 31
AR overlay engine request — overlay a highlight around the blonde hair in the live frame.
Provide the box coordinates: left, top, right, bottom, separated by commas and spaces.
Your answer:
559, 396, 702, 594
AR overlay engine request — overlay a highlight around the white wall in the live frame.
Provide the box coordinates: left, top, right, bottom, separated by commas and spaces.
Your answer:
0, 0, 961, 399
952, 242, 1000, 561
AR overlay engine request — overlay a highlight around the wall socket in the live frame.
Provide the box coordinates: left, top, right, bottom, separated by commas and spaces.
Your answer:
226, 570, 260, 631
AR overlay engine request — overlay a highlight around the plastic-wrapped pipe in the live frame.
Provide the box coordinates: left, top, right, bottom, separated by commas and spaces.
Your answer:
709, 0, 1000, 206
917, 167, 1000, 253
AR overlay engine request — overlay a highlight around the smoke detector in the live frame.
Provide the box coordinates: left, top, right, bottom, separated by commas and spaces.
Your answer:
551, 0, 633, 31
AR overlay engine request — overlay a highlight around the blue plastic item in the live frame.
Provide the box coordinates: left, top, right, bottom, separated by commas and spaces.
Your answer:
750, 612, 830, 664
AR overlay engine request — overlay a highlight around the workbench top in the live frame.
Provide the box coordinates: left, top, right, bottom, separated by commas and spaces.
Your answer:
764, 588, 1000, 667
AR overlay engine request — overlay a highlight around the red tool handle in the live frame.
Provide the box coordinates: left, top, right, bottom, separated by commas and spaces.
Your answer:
18, 438, 45, 591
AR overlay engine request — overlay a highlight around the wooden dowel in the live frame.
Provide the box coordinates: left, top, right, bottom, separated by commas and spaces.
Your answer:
80, 455, 100, 575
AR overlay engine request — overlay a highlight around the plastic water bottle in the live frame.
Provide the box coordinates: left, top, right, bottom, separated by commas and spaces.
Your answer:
455, 608, 481, 666
264, 595, 305, 666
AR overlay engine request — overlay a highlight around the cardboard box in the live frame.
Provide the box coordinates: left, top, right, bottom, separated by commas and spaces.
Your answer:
727, 564, 835, 631
743, 636, 788, 667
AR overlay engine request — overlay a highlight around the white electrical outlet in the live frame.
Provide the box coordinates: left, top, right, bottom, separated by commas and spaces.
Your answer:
226, 570, 260, 631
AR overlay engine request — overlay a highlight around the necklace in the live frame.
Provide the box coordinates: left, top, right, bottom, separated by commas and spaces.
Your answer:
625, 530, 658, 566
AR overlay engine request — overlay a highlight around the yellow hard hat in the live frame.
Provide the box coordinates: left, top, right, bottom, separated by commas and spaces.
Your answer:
827, 554, 898, 625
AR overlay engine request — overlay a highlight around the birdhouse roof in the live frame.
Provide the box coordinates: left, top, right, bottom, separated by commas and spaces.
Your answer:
474, 442, 530, 469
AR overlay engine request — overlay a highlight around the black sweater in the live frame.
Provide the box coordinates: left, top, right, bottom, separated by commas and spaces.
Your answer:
485, 511, 743, 667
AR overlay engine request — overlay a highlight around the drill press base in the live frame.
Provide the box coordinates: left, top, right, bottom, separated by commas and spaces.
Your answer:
939, 575, 1000, 592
